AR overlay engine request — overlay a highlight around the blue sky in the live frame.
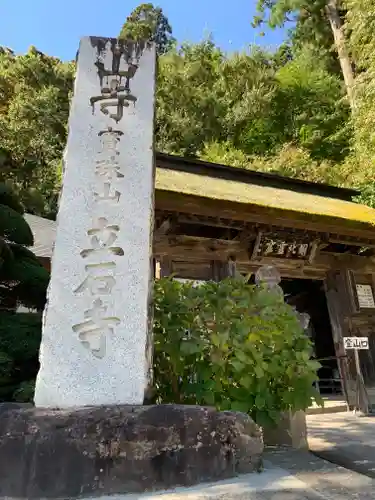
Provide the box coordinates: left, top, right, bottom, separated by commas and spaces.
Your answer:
0, 1, 287, 61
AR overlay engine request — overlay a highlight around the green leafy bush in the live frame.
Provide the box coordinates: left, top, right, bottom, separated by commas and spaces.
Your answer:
153, 277, 320, 426
354, 182, 375, 209
0, 312, 42, 402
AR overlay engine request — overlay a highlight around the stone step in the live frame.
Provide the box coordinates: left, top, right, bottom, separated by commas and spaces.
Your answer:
307, 399, 348, 415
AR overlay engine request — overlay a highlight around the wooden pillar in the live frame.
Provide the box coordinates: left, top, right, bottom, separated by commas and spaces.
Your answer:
211, 258, 237, 281
324, 271, 355, 407
155, 256, 172, 279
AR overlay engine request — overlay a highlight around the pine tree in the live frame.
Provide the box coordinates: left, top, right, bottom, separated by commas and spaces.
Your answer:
119, 3, 175, 55
0, 183, 49, 402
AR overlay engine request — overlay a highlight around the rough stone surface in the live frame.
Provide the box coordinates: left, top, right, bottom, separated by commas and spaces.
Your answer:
34, 37, 156, 408
262, 411, 308, 449
0, 404, 263, 499
0, 402, 33, 413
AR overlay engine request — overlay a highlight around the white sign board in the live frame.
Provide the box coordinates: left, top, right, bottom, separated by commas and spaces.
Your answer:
344, 337, 369, 350
356, 284, 375, 309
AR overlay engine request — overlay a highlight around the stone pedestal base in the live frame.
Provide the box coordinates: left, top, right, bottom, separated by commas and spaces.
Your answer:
262, 410, 308, 449
0, 404, 263, 499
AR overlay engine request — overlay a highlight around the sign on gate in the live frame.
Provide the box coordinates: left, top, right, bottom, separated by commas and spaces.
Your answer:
356, 284, 375, 309
344, 337, 369, 350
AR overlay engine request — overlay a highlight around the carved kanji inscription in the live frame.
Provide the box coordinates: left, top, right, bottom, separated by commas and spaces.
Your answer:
96, 128, 124, 180
94, 182, 121, 203
89, 39, 146, 122
72, 298, 120, 358
74, 262, 116, 295
80, 217, 124, 258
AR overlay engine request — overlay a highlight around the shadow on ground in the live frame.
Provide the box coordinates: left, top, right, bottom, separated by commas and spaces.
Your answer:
264, 447, 375, 500
307, 413, 375, 479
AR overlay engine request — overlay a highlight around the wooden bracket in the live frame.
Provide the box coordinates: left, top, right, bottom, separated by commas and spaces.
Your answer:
250, 231, 262, 261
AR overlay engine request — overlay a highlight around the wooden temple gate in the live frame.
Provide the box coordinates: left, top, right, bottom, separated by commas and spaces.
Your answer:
152, 153, 375, 409
26, 152, 375, 410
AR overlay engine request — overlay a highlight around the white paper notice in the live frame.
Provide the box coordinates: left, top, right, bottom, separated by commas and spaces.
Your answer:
356, 284, 375, 309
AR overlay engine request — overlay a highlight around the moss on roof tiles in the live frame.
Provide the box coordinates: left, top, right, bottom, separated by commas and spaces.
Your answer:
155, 168, 375, 229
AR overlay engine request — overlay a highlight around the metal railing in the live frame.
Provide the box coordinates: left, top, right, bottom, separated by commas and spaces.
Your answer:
313, 355, 345, 395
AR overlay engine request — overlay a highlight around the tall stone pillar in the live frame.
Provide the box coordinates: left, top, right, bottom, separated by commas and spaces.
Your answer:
0, 36, 263, 500
34, 37, 156, 408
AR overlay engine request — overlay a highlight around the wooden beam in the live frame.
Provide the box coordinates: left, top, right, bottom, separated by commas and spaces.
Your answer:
155, 218, 171, 235
250, 231, 262, 261
328, 237, 375, 249
170, 258, 375, 282
227, 258, 237, 278
155, 191, 375, 242
308, 240, 319, 265
211, 258, 237, 281
211, 261, 222, 281
236, 227, 256, 245
237, 263, 326, 280
156, 209, 375, 249
154, 217, 176, 244
171, 260, 213, 280
165, 212, 245, 230
153, 235, 375, 280
155, 235, 246, 260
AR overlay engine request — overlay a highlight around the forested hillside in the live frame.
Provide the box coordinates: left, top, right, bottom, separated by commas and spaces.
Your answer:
1, 1, 374, 218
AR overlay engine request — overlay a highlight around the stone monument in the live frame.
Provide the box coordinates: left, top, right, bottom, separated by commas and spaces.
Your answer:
0, 36, 263, 499
34, 37, 156, 408
255, 264, 284, 299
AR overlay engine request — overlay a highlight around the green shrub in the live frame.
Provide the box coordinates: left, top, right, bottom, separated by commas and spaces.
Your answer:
153, 277, 321, 426
0, 312, 41, 402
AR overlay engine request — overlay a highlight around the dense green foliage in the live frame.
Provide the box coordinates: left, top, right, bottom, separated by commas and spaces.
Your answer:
0, 184, 49, 311
153, 278, 320, 424
157, 41, 350, 161
345, 0, 375, 205
0, 183, 48, 401
1, 2, 374, 215
0, 46, 74, 218
119, 3, 175, 55
0, 313, 42, 402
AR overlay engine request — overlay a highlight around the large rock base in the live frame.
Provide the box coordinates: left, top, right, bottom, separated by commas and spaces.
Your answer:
0, 404, 263, 499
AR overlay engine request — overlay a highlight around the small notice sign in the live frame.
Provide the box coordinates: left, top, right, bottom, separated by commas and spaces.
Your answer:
356, 284, 375, 309
344, 337, 369, 350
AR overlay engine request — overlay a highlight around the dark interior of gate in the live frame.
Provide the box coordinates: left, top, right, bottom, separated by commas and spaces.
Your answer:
282, 279, 340, 395
153, 154, 375, 407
